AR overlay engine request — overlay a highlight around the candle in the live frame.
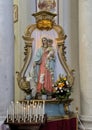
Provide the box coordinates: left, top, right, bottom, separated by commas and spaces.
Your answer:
35, 103, 38, 122
27, 105, 30, 121
34, 103, 37, 116
16, 101, 19, 121
24, 107, 26, 122
30, 104, 32, 122
32, 101, 35, 115
38, 103, 41, 115
39, 103, 42, 122
18, 103, 20, 123
8, 105, 12, 121
25, 105, 27, 121
43, 101, 45, 115
11, 101, 14, 122
21, 102, 24, 121
42, 101, 45, 122
6, 109, 8, 123
33, 104, 36, 121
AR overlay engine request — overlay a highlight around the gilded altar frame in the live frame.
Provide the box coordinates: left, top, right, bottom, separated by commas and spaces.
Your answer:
17, 11, 74, 94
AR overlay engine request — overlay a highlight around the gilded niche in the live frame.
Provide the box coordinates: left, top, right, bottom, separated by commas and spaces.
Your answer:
17, 11, 74, 97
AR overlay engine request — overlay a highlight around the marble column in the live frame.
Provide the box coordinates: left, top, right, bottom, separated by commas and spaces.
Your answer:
79, 0, 92, 129
63, 0, 80, 112
0, 0, 14, 123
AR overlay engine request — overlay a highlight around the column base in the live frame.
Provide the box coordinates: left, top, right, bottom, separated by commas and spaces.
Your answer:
0, 116, 9, 130
79, 115, 92, 130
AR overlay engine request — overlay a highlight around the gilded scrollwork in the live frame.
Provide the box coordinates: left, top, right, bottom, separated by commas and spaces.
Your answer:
17, 24, 36, 93
32, 11, 56, 30
54, 25, 74, 86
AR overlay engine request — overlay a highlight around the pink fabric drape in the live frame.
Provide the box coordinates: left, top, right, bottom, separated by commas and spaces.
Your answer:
40, 118, 77, 130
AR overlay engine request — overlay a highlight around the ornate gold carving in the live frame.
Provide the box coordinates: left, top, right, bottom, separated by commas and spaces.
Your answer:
13, 4, 18, 23
37, 19, 53, 30
32, 11, 56, 30
53, 25, 74, 86
16, 73, 30, 93
17, 11, 74, 94
17, 24, 36, 93
32, 11, 56, 22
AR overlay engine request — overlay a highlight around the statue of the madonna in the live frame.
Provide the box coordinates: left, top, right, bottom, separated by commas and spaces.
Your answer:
29, 37, 56, 94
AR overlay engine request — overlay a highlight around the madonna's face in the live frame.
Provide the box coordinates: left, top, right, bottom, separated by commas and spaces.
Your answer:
42, 38, 48, 48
